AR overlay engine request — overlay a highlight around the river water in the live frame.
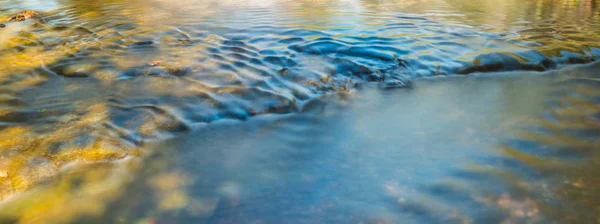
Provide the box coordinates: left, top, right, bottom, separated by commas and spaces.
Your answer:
0, 0, 599, 223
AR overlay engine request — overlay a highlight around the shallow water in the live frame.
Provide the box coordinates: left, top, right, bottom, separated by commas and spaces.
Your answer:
0, 0, 599, 223
88, 63, 600, 224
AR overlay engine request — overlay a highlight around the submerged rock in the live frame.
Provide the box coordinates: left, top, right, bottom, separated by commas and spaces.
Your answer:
458, 52, 556, 74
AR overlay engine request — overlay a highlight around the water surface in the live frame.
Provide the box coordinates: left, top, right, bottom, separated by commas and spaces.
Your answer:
0, 0, 599, 223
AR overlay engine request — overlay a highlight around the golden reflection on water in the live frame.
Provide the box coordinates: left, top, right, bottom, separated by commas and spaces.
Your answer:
0, 160, 139, 224
0, 103, 140, 200
484, 66, 600, 223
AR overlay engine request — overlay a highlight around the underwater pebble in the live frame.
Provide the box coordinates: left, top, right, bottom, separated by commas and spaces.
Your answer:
0, 170, 7, 178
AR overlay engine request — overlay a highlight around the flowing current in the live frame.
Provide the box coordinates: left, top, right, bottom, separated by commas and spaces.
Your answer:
0, 0, 599, 223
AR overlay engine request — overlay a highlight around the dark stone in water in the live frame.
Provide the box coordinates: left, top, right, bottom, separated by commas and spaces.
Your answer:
470, 52, 522, 72
133, 41, 154, 46
459, 52, 557, 74
566, 56, 596, 64
539, 58, 557, 70
52, 25, 69, 31
0, 24, 5, 28
278, 68, 289, 75
166, 67, 192, 76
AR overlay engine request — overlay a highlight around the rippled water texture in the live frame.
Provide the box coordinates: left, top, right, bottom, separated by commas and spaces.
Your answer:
0, 0, 599, 223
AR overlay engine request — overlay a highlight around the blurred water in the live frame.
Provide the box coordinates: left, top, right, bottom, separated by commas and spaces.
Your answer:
0, 0, 599, 223
15, 62, 592, 224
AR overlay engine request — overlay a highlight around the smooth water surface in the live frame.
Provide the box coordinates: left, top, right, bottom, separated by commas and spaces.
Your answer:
0, 0, 599, 223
